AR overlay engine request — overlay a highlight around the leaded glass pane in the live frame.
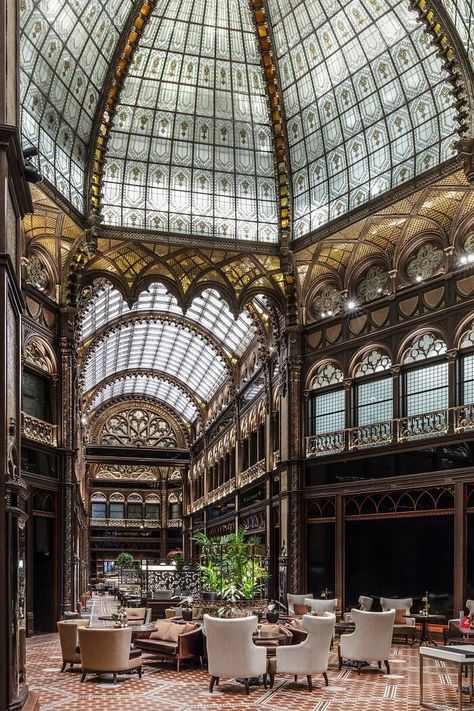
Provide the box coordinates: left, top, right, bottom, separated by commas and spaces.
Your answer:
101, 0, 278, 241
310, 388, 345, 434
443, 1, 474, 70
20, 0, 132, 210
91, 502, 106, 518
463, 353, 474, 404
266, 0, 457, 238
356, 376, 392, 425
109, 502, 124, 519
405, 362, 448, 415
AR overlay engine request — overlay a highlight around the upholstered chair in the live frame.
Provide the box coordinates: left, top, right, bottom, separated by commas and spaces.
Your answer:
287, 593, 313, 616
124, 607, 151, 625
57, 619, 90, 672
304, 597, 337, 614
203, 614, 267, 695
444, 600, 474, 643
270, 613, 335, 691
380, 597, 415, 643
344, 596, 373, 622
78, 627, 142, 683
339, 609, 395, 675
466, 600, 474, 615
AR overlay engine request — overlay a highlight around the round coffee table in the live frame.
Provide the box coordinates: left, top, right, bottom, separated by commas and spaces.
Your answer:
406, 613, 445, 646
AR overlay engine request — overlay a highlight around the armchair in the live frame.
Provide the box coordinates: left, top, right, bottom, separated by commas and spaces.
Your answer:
380, 597, 415, 644
287, 593, 313, 616
124, 607, 152, 625
78, 627, 142, 683
57, 619, 90, 672
304, 598, 337, 614
344, 595, 373, 622
339, 609, 395, 675
203, 615, 267, 695
270, 613, 335, 691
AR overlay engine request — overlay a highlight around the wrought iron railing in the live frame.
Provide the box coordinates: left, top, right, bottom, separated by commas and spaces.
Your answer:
306, 405, 472, 458
21, 412, 57, 446
89, 518, 161, 528
207, 480, 235, 504
167, 518, 182, 528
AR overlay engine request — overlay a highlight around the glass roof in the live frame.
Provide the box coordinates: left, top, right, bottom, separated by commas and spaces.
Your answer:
100, 0, 278, 242
89, 375, 199, 422
82, 320, 227, 401
443, 1, 474, 69
81, 283, 255, 356
266, 0, 457, 238
20, 0, 132, 211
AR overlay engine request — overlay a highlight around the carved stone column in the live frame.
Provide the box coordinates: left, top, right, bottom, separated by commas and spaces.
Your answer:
59, 308, 78, 613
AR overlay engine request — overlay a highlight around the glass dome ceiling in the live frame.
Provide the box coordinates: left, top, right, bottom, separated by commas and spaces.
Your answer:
88, 375, 199, 422
20, 0, 464, 241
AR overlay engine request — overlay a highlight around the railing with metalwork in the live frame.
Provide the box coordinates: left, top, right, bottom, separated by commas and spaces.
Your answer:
89, 518, 161, 528
306, 405, 473, 458
191, 497, 205, 513
21, 412, 57, 446
167, 518, 182, 528
207, 479, 235, 504
240, 458, 266, 488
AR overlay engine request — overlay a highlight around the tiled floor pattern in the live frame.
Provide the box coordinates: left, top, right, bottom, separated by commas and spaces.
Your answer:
26, 602, 468, 710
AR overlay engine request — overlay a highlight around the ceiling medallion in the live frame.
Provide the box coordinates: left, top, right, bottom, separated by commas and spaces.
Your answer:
357, 266, 389, 302
406, 243, 444, 282
312, 285, 343, 319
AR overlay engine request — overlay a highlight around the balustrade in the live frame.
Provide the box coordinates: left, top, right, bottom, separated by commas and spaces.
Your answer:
21, 412, 57, 446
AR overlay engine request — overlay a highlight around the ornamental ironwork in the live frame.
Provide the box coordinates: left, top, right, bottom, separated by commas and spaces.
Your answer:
311, 363, 344, 390
357, 266, 389, 302
312, 285, 343, 319
406, 243, 444, 281
93, 464, 158, 480
24, 255, 49, 292
465, 234, 474, 254
99, 408, 178, 448
460, 320, 474, 349
403, 333, 447, 363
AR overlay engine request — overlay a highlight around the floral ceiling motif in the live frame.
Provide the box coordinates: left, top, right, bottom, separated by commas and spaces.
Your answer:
98, 407, 179, 448
357, 266, 389, 302
406, 243, 444, 281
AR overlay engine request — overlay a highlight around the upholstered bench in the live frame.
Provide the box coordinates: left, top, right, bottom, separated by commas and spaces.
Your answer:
133, 619, 203, 672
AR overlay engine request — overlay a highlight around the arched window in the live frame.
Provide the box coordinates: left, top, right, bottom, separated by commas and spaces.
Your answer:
308, 363, 345, 437
402, 333, 448, 434
109, 492, 125, 520
459, 320, 474, 407
127, 493, 143, 520
354, 350, 393, 429
90, 492, 106, 519
145, 495, 160, 521
168, 492, 181, 520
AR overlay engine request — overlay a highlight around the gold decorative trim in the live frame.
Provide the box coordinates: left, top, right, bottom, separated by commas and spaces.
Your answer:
21, 412, 58, 447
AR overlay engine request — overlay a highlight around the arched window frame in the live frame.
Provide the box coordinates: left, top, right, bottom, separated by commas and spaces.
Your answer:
457, 320, 474, 429
145, 494, 161, 521
90, 492, 107, 519
353, 350, 393, 430
109, 492, 125, 520
127, 493, 143, 520
307, 363, 345, 439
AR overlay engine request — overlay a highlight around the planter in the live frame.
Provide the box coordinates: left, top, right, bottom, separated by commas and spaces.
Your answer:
203, 591, 220, 601
182, 608, 192, 621
266, 611, 279, 624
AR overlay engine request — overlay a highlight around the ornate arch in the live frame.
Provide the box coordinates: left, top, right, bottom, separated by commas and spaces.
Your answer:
398, 328, 449, 364
306, 360, 344, 391
23, 335, 57, 376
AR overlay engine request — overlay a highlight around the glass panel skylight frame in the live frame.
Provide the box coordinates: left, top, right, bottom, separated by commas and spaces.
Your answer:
89, 375, 199, 422
81, 283, 255, 356
443, 0, 474, 70
83, 320, 227, 400
20, 0, 132, 211
266, 0, 457, 238
100, 0, 278, 242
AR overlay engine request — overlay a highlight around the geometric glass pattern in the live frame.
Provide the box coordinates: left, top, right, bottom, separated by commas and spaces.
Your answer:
310, 388, 345, 434
405, 361, 448, 415
403, 332, 447, 363
19, 0, 132, 211
101, 0, 278, 241
356, 376, 393, 425
443, 0, 474, 71
354, 349, 391, 377
311, 362, 344, 389
266, 0, 457, 237
88, 375, 199, 422
462, 353, 474, 405
81, 283, 255, 356
82, 320, 227, 401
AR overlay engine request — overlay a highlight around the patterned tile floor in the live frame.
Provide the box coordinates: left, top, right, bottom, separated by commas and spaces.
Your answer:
25, 598, 469, 710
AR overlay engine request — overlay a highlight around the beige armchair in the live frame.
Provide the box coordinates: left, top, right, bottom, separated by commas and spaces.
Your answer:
203, 614, 267, 695
78, 627, 142, 683
287, 593, 313, 616
270, 613, 335, 691
339, 609, 395, 675
380, 597, 415, 643
57, 619, 90, 672
304, 597, 337, 614
344, 595, 373, 622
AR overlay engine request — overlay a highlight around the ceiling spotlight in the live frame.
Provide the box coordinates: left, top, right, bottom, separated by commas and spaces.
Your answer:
80, 415, 88, 426
377, 287, 383, 294
346, 300, 356, 311
415, 275, 423, 283
320, 311, 326, 318
327, 309, 333, 316
460, 256, 468, 265
469, 254, 474, 263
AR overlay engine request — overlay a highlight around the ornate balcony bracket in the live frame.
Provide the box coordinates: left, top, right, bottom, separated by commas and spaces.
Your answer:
21, 412, 57, 447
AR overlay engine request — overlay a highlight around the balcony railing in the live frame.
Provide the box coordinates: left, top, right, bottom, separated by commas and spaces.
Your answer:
207, 479, 235, 504
273, 450, 280, 468
306, 405, 473, 458
240, 458, 266, 488
168, 518, 182, 528
21, 412, 57, 446
191, 497, 205, 513
90, 518, 160, 528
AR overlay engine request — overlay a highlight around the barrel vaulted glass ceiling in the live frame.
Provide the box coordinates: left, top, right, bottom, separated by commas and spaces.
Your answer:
20, 0, 466, 242
80, 283, 257, 420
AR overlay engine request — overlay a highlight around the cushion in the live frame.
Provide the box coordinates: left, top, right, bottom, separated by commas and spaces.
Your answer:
163, 623, 182, 642
394, 609, 407, 625
181, 623, 197, 634
260, 624, 280, 634
294, 604, 308, 615
151, 620, 172, 639
289, 618, 306, 631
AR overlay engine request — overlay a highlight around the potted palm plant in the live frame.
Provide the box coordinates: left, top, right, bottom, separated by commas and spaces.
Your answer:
179, 595, 194, 621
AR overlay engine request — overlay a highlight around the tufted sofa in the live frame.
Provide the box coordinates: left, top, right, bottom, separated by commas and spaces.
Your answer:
133, 619, 203, 671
